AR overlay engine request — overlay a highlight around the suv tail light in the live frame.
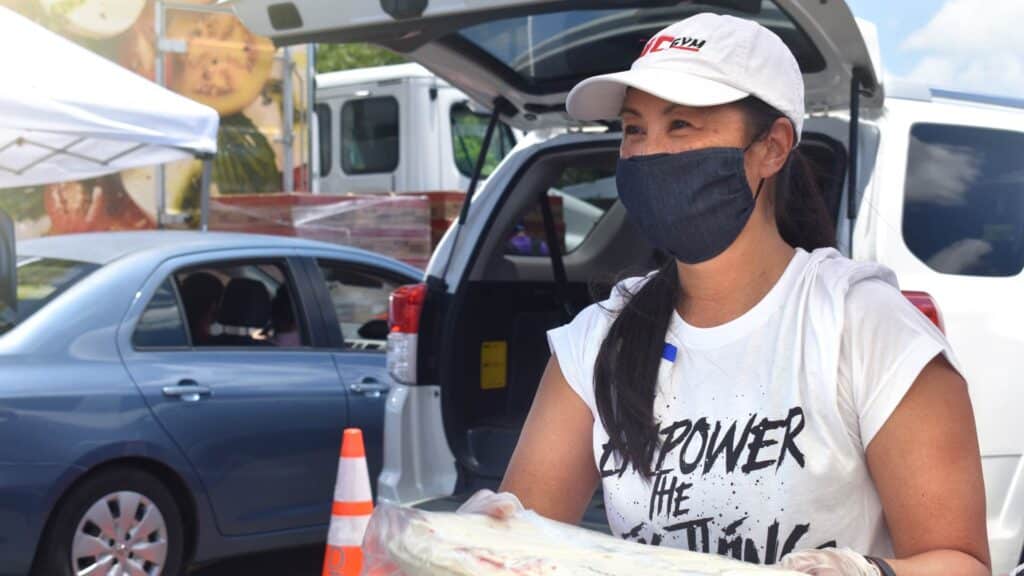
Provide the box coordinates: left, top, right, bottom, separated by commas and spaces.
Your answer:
902, 291, 945, 334
388, 284, 427, 384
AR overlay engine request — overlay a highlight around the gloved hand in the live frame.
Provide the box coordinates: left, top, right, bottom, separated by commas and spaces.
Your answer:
780, 548, 882, 576
456, 489, 525, 520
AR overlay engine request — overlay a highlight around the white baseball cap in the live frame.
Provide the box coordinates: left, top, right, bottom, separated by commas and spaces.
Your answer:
566, 12, 805, 139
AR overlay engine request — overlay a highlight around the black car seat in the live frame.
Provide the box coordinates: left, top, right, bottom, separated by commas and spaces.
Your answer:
210, 278, 272, 346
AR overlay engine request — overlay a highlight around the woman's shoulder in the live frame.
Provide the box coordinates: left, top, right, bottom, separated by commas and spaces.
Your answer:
801, 247, 899, 298
798, 249, 950, 367
552, 270, 668, 356
790, 247, 905, 315
569, 272, 656, 332
548, 272, 658, 413
605, 271, 660, 307
789, 248, 910, 351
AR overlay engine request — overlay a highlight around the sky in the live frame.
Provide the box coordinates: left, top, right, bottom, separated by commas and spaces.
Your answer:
846, 0, 1024, 98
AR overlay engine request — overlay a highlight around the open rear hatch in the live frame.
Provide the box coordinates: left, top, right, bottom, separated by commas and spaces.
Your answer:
226, 0, 883, 131
226, 0, 884, 500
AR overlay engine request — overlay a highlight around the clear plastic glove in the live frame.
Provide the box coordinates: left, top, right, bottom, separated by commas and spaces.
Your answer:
780, 548, 882, 576
455, 489, 525, 520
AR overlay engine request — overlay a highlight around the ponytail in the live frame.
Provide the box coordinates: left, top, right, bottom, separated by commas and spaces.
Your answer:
593, 259, 679, 478
775, 147, 836, 250
593, 96, 834, 478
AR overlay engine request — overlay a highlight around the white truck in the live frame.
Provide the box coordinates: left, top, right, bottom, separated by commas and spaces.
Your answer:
313, 62, 517, 195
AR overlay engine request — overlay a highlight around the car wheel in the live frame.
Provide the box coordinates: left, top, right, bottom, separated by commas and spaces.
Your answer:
35, 467, 185, 576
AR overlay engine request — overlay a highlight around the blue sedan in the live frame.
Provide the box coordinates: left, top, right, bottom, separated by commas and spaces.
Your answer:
0, 231, 420, 576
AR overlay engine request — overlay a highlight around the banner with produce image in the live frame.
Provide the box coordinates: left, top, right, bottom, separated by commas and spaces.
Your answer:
0, 0, 308, 238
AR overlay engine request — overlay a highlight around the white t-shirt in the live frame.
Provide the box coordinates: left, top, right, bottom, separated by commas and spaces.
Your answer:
547, 247, 961, 565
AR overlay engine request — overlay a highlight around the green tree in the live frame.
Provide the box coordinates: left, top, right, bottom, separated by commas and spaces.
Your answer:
315, 43, 406, 73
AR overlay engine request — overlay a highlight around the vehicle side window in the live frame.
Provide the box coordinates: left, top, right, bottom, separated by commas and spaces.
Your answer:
133, 279, 189, 349
903, 124, 1024, 277
451, 102, 516, 178
175, 261, 306, 349
504, 158, 618, 257
341, 97, 399, 175
316, 103, 333, 177
15, 257, 98, 323
316, 260, 399, 351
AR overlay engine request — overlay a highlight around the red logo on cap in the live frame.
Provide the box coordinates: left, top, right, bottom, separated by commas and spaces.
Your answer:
640, 35, 706, 57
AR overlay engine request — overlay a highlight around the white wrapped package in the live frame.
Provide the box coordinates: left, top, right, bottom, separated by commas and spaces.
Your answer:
361, 504, 805, 576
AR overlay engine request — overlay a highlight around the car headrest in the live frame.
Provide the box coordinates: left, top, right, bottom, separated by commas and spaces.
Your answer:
217, 278, 270, 328
179, 271, 224, 318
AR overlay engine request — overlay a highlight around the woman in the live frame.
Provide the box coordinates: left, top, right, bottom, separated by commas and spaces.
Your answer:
462, 13, 990, 576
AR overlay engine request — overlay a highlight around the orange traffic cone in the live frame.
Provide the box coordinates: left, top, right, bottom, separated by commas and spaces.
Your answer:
322, 428, 373, 576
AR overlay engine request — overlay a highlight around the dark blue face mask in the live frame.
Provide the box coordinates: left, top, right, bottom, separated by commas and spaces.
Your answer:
615, 145, 765, 265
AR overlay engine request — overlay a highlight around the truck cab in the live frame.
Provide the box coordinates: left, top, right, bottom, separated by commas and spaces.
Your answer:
314, 63, 517, 195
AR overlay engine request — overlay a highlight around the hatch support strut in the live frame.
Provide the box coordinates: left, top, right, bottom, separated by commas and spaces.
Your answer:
439, 98, 515, 283
458, 98, 514, 226
846, 68, 872, 254
459, 109, 499, 225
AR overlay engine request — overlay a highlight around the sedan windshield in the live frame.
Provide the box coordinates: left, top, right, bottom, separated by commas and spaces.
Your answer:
0, 257, 99, 335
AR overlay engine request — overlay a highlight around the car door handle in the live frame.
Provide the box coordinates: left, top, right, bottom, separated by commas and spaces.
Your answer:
350, 377, 389, 396
162, 380, 212, 403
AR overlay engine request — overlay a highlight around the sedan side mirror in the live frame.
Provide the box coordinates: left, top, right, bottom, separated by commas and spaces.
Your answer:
0, 210, 15, 328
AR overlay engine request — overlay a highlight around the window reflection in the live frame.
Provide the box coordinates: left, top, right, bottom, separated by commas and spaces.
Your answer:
903, 124, 1024, 277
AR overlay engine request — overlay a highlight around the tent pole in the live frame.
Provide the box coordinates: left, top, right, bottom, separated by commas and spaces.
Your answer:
155, 0, 167, 228
0, 209, 16, 328
309, 44, 318, 194
282, 49, 295, 193
200, 157, 212, 231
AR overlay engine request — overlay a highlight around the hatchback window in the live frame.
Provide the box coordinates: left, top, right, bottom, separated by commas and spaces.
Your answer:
455, 1, 825, 92
505, 157, 618, 257
451, 103, 516, 178
902, 124, 1024, 277
14, 257, 97, 324
133, 279, 188, 349
342, 97, 399, 174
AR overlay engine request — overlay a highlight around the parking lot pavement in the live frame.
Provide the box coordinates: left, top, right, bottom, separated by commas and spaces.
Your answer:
189, 544, 323, 575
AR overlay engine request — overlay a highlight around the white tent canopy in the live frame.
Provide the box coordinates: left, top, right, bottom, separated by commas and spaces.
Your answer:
0, 6, 219, 188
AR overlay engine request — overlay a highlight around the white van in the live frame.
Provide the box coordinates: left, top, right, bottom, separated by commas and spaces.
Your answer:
314, 62, 517, 195
232, 1, 1024, 572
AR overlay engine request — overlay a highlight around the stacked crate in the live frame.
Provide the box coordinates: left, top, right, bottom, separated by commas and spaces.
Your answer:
209, 191, 566, 268
423, 191, 465, 248
210, 193, 433, 269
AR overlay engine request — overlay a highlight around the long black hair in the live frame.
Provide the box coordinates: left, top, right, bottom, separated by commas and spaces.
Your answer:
592, 96, 836, 478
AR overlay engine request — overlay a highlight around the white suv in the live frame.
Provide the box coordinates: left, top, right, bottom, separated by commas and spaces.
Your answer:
230, 1, 1024, 572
